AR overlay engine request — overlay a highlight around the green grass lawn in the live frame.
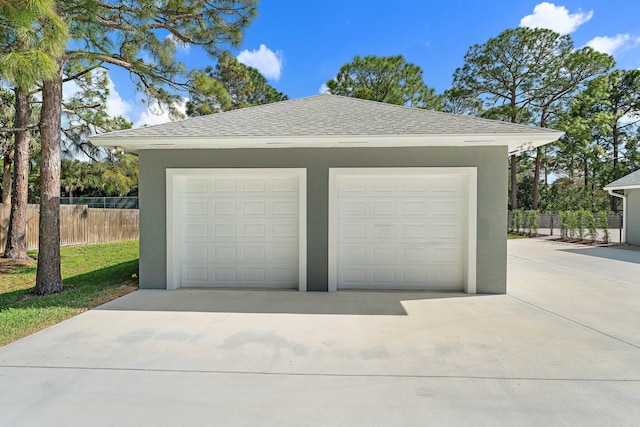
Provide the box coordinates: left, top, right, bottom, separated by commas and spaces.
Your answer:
0, 240, 139, 346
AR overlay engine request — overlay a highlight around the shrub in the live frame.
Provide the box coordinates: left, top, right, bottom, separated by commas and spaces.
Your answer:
526, 210, 539, 236
559, 211, 568, 238
577, 209, 591, 240
512, 210, 522, 235
521, 209, 530, 235
566, 211, 577, 239
598, 211, 609, 243
586, 211, 598, 242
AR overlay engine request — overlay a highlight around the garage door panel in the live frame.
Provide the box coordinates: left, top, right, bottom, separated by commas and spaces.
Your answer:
430, 266, 464, 289
213, 200, 236, 215
430, 199, 463, 217
337, 176, 367, 193
183, 222, 210, 239
400, 270, 427, 286
184, 267, 209, 283
339, 200, 367, 216
214, 245, 236, 262
272, 267, 298, 283
428, 220, 464, 240
183, 178, 208, 193
427, 176, 463, 195
241, 245, 266, 262
242, 223, 265, 238
271, 177, 297, 192
182, 200, 208, 215
241, 178, 266, 192
214, 268, 237, 282
372, 247, 396, 263
213, 178, 237, 192
242, 200, 266, 215
272, 200, 298, 215
403, 247, 427, 263
183, 243, 209, 262
214, 223, 236, 238
341, 268, 367, 286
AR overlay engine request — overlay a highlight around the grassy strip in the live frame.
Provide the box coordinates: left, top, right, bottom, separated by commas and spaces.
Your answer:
507, 234, 529, 239
0, 240, 139, 346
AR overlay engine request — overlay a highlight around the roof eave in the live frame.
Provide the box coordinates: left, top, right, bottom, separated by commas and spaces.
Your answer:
603, 184, 640, 191
92, 132, 563, 154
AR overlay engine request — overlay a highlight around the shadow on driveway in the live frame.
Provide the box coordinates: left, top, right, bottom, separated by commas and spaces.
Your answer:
94, 289, 478, 316
559, 245, 640, 264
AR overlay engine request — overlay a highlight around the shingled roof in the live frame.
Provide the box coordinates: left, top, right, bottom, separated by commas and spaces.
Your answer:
604, 169, 640, 190
91, 94, 563, 153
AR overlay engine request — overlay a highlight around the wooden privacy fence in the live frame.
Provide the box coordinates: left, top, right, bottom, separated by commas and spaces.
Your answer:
0, 204, 139, 252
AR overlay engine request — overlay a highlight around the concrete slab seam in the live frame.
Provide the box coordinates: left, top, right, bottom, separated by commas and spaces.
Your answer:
508, 294, 640, 350
2, 365, 640, 382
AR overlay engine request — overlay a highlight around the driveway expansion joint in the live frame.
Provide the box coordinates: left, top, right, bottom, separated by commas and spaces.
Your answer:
2, 364, 640, 382
508, 294, 640, 350
508, 253, 639, 289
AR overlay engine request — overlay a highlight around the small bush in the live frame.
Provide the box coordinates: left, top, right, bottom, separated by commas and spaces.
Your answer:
586, 212, 598, 242
521, 210, 530, 235
526, 210, 539, 236
577, 209, 592, 240
512, 210, 522, 234
559, 211, 568, 238
566, 211, 578, 239
598, 211, 609, 243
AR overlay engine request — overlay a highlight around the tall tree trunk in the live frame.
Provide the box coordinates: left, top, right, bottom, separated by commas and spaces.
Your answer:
3, 88, 31, 260
584, 159, 588, 189
532, 147, 541, 210
544, 146, 548, 187
509, 99, 518, 211
2, 153, 11, 204
35, 68, 63, 295
510, 154, 518, 210
611, 126, 620, 212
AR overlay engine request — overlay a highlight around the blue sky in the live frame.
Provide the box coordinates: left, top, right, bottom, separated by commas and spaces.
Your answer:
99, 1, 640, 127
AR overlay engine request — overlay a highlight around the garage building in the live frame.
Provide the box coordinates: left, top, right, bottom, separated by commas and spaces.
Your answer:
92, 94, 562, 294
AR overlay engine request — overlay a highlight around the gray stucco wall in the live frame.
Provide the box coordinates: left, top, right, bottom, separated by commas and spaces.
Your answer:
626, 189, 640, 246
139, 146, 508, 294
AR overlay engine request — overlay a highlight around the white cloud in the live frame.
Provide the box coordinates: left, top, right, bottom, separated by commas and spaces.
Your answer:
62, 73, 134, 120
237, 44, 284, 81
520, 2, 593, 34
105, 79, 134, 119
318, 83, 330, 94
135, 98, 187, 127
62, 80, 81, 101
586, 34, 640, 55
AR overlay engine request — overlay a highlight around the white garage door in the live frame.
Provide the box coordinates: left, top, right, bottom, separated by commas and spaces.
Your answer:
329, 168, 476, 292
167, 169, 306, 290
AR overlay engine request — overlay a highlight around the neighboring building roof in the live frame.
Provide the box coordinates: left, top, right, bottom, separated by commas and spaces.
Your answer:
604, 169, 640, 190
91, 94, 563, 153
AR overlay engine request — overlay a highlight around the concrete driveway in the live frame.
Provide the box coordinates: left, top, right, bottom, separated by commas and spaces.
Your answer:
1, 238, 639, 426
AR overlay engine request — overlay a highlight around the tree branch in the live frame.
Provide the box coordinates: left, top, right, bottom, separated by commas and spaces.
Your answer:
62, 103, 102, 115
0, 123, 39, 133
62, 65, 104, 84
